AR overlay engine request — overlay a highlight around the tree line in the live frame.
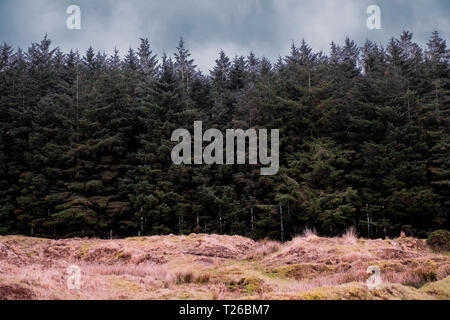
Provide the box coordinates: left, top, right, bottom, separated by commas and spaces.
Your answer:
0, 31, 448, 240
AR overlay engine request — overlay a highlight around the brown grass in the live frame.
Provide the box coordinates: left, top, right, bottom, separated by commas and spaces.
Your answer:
300, 228, 318, 238
247, 239, 281, 259
342, 226, 358, 244
0, 234, 449, 300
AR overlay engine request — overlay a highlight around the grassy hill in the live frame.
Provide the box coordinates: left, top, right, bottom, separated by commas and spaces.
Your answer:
0, 233, 449, 300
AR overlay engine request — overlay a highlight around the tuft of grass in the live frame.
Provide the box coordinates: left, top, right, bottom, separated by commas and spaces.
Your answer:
195, 273, 211, 284
248, 240, 281, 259
301, 228, 318, 238
175, 270, 194, 284
209, 283, 227, 300
342, 226, 358, 243
174, 270, 212, 285
84, 263, 171, 282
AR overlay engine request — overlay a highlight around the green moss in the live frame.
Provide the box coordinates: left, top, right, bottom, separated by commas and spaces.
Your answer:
227, 277, 263, 295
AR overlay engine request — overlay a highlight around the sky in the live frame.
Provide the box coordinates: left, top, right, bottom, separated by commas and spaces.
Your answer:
0, 0, 448, 72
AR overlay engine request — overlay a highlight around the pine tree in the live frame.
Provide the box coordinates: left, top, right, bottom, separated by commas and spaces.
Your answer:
0, 33, 448, 238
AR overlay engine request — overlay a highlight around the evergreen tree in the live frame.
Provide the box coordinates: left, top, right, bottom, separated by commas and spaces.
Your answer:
0, 33, 448, 238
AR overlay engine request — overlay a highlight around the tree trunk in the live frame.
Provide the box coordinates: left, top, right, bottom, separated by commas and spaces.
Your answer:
250, 207, 254, 232
280, 204, 284, 242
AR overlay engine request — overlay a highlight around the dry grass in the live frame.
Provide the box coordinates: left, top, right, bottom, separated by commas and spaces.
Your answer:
247, 239, 281, 259
300, 228, 318, 238
83, 263, 172, 281
342, 226, 358, 244
209, 283, 228, 300
0, 233, 449, 300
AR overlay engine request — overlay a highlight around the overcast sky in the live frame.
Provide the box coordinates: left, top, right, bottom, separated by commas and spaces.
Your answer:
0, 0, 448, 72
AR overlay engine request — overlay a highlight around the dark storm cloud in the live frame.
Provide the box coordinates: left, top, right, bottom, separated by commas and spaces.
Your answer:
0, 0, 448, 71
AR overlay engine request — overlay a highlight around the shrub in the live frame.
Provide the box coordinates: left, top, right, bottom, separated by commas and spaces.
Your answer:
175, 270, 194, 284
427, 230, 450, 251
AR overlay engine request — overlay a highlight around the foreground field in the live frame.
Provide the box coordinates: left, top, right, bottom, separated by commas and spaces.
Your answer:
0, 233, 449, 300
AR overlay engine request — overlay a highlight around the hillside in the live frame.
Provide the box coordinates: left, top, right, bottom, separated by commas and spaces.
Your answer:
0, 233, 449, 300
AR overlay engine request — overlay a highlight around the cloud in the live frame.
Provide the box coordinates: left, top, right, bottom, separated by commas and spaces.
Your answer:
0, 0, 448, 72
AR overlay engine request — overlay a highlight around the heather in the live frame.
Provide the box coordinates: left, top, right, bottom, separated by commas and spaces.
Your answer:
0, 234, 449, 299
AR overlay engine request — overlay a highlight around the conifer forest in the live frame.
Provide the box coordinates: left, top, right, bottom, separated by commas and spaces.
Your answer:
0, 31, 448, 240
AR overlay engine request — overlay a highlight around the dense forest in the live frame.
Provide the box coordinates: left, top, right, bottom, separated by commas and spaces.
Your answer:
0, 31, 448, 240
